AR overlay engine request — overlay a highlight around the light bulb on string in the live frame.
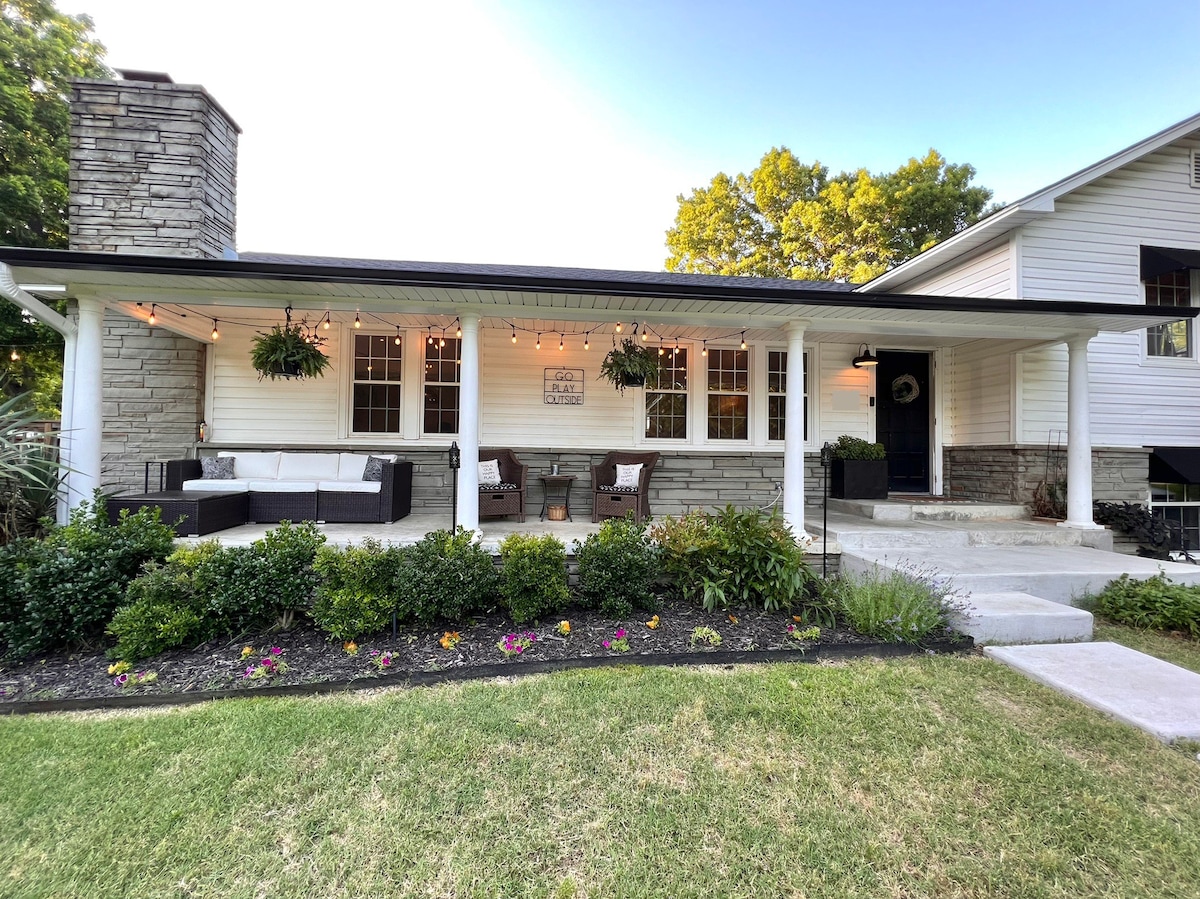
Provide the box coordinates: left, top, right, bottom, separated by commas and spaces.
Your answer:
211, 320, 220, 341
395, 325, 402, 346
658, 341, 665, 356
323, 312, 331, 330
353, 312, 361, 329
427, 329, 434, 345
148, 304, 157, 326
641, 329, 648, 342
559, 334, 564, 351
584, 334, 590, 350
615, 322, 623, 334
740, 331, 747, 350
440, 328, 446, 348
701, 340, 708, 357
536, 333, 541, 350
511, 325, 517, 344
455, 318, 462, 338
9, 348, 19, 362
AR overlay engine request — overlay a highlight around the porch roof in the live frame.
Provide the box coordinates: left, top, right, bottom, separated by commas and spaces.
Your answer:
1, 246, 1193, 344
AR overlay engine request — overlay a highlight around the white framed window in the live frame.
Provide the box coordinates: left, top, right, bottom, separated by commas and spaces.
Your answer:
767, 349, 808, 442
1145, 269, 1193, 358
1149, 482, 1200, 552
350, 332, 403, 434
706, 347, 750, 440
423, 336, 461, 435
645, 346, 688, 439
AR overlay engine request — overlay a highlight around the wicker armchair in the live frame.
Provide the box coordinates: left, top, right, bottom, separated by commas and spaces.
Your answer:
478, 448, 528, 522
591, 451, 659, 523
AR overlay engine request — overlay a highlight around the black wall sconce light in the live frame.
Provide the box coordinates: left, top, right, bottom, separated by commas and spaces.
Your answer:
852, 343, 878, 368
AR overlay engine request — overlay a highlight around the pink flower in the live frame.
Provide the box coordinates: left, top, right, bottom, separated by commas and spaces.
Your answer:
603, 641, 611, 649
787, 625, 794, 633
515, 646, 523, 654
614, 629, 626, 639
270, 647, 283, 656
382, 656, 391, 667
242, 666, 256, 678
371, 650, 380, 656
113, 674, 128, 686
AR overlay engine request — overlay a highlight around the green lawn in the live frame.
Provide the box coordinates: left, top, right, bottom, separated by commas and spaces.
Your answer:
3, 656, 1200, 898
1094, 618, 1200, 673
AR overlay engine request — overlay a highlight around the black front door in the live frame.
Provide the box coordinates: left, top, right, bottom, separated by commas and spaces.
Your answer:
876, 350, 931, 493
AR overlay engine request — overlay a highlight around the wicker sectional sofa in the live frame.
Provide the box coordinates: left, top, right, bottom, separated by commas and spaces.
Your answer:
165, 451, 412, 523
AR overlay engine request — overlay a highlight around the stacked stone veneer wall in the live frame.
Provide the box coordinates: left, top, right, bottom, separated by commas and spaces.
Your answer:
943, 445, 1150, 508
101, 312, 205, 494
198, 447, 830, 518
68, 76, 237, 496
69, 77, 239, 257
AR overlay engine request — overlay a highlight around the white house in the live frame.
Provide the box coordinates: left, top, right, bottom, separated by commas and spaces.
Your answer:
0, 72, 1192, 539
860, 113, 1200, 544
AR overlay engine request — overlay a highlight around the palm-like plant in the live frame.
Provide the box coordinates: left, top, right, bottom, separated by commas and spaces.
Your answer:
0, 393, 64, 543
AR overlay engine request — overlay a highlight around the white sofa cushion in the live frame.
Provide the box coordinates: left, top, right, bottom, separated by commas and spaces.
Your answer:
182, 478, 250, 492
248, 479, 318, 492
219, 451, 281, 480
317, 480, 382, 494
278, 452, 340, 481
337, 452, 371, 481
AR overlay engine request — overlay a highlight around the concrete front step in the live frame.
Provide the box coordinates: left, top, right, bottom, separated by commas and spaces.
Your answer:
985, 642, 1200, 743
817, 513, 1111, 552
948, 591, 1093, 645
843, 545, 1200, 605
828, 498, 1030, 522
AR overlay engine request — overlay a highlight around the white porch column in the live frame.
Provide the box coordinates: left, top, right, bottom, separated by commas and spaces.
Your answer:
456, 312, 481, 532
783, 321, 808, 539
57, 326, 78, 525
1060, 333, 1102, 530
69, 298, 106, 510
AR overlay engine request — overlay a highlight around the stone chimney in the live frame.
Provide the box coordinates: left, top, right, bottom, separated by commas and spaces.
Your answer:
69, 70, 240, 257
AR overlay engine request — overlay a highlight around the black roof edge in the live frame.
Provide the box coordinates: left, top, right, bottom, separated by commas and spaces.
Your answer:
1, 247, 1194, 320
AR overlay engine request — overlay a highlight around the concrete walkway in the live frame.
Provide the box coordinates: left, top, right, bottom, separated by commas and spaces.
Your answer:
986, 643, 1200, 743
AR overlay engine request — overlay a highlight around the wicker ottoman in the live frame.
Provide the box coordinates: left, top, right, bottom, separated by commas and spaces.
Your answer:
107, 490, 248, 537
479, 489, 523, 521
593, 490, 642, 523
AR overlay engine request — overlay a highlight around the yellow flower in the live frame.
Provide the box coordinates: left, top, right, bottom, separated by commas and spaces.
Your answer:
439, 631, 462, 650
792, 615, 803, 623
646, 615, 660, 630
343, 641, 358, 656
728, 614, 739, 625
240, 646, 254, 660
107, 661, 131, 676
556, 621, 571, 636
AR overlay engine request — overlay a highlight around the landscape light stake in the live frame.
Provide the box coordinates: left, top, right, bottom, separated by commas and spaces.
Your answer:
821, 441, 832, 579
449, 441, 461, 532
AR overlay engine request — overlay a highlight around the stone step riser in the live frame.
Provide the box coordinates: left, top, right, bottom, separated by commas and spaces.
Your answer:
947, 592, 1093, 645
827, 498, 1031, 522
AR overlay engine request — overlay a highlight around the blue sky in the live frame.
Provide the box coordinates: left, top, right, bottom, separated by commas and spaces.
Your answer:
78, 0, 1200, 271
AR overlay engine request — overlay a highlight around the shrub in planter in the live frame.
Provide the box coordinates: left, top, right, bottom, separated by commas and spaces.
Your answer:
828, 435, 888, 500
395, 528, 498, 624
1091, 574, 1200, 638
499, 533, 570, 624
312, 540, 406, 640
650, 506, 812, 613
0, 496, 176, 661
822, 567, 956, 643
574, 514, 660, 618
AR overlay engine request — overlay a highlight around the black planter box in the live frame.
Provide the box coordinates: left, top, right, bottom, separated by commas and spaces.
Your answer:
830, 459, 888, 499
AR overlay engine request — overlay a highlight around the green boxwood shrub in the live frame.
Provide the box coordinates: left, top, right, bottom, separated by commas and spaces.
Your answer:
107, 562, 202, 661
574, 514, 660, 618
0, 497, 176, 660
395, 529, 498, 624
311, 539, 406, 640
822, 568, 952, 643
1092, 573, 1200, 638
499, 533, 569, 624
650, 506, 812, 612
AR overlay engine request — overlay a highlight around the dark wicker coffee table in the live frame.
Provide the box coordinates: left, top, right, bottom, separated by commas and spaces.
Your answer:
107, 490, 249, 537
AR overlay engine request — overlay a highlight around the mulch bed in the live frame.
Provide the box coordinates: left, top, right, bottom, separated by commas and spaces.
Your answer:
0, 598, 969, 714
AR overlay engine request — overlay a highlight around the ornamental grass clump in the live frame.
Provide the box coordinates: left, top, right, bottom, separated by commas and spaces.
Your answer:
498, 533, 569, 624
650, 506, 812, 613
574, 513, 660, 618
823, 566, 959, 644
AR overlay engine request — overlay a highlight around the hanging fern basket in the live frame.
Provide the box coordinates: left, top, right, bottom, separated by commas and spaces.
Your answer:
249, 308, 332, 381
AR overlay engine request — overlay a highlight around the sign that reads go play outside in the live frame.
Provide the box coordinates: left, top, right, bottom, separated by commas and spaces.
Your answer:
544, 368, 584, 405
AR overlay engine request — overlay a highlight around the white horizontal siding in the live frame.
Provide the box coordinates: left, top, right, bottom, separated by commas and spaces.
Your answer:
944, 339, 1022, 445
209, 324, 342, 444
1017, 136, 1200, 447
897, 238, 1013, 298
816, 343, 872, 442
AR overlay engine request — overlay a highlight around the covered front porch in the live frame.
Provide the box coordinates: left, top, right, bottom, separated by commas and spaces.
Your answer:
1, 249, 1194, 538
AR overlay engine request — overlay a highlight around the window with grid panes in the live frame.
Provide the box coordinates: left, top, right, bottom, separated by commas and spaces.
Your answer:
1146, 270, 1192, 357
423, 337, 460, 434
1149, 482, 1200, 552
645, 346, 688, 439
351, 333, 403, 433
706, 348, 749, 440
767, 350, 808, 441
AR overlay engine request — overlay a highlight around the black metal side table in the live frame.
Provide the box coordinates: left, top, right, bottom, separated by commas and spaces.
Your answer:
539, 475, 576, 522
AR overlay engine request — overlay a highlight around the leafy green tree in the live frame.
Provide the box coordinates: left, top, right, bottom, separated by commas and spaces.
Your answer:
666, 147, 996, 283
0, 0, 109, 413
